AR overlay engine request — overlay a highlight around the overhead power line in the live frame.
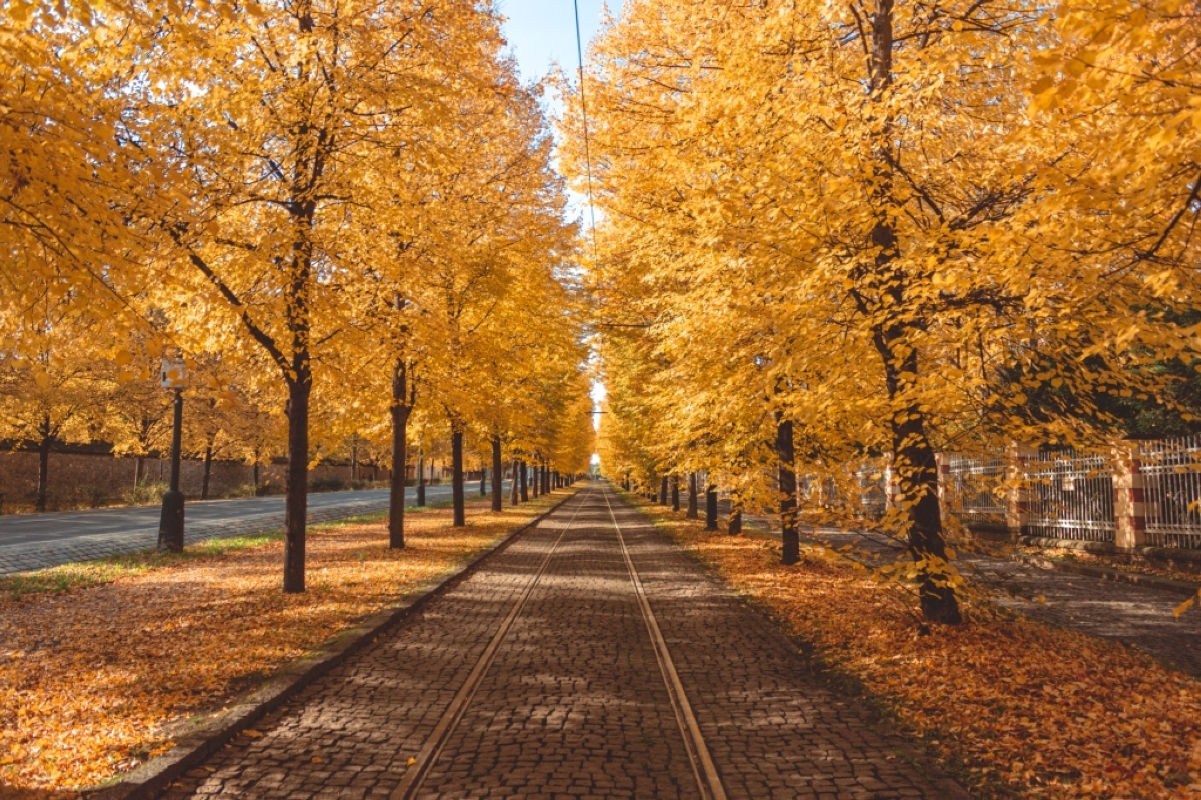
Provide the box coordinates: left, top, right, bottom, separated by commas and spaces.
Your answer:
572, 0, 598, 241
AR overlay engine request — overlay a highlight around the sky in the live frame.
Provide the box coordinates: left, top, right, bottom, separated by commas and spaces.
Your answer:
498, 1, 616, 440
498, 0, 617, 86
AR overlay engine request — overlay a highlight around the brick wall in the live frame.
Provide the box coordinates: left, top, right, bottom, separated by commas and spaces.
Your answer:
0, 452, 364, 513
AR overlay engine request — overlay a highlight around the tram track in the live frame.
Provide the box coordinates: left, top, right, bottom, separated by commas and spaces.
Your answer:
603, 487, 728, 800
390, 481, 727, 800
389, 486, 596, 800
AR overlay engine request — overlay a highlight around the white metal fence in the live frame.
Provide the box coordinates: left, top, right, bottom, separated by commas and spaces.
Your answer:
1022, 450, 1116, 542
942, 438, 1201, 549
1139, 436, 1201, 549
943, 455, 1007, 528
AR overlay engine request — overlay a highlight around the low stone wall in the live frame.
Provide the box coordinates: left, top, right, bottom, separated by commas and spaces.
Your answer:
0, 451, 367, 513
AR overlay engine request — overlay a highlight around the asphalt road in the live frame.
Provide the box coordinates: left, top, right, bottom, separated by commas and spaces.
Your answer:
0, 484, 467, 548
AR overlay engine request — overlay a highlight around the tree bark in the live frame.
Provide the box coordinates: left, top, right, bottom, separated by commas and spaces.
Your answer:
860, 0, 960, 625
686, 472, 699, 519
510, 458, 520, 505
480, 464, 487, 497
36, 426, 51, 513
416, 451, 425, 506
671, 475, 680, 511
705, 484, 718, 531
659, 476, 668, 505
728, 501, 742, 536
451, 427, 465, 527
284, 375, 311, 593
201, 444, 213, 501
491, 438, 503, 512
388, 359, 411, 549
777, 415, 799, 565
520, 460, 529, 501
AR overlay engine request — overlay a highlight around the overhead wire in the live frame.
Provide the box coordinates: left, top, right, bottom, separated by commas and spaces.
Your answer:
572, 0, 598, 242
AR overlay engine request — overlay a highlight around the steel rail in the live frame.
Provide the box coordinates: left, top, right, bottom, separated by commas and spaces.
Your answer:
389, 487, 594, 800
602, 485, 729, 800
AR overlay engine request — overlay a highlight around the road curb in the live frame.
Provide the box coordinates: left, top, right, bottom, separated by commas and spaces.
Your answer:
86, 489, 579, 800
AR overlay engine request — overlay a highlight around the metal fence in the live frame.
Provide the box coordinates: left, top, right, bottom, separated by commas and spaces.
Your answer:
1022, 450, 1116, 542
1139, 436, 1201, 549
943, 455, 1007, 528
856, 464, 889, 519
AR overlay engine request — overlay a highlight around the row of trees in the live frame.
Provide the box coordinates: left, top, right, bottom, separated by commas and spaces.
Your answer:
1, 0, 594, 589
563, 0, 1200, 623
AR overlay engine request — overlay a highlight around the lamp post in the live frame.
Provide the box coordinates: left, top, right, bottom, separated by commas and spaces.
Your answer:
158, 357, 186, 552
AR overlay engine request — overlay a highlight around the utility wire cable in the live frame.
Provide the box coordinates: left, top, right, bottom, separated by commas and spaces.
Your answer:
572, 0, 598, 241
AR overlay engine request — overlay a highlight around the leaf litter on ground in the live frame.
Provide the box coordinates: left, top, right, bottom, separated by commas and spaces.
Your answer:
0, 491, 570, 792
633, 498, 1201, 799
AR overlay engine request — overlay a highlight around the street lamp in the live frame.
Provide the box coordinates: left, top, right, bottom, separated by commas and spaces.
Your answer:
158, 356, 186, 552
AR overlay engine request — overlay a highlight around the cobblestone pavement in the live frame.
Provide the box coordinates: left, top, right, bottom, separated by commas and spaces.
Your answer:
162, 484, 953, 800
0, 486, 461, 576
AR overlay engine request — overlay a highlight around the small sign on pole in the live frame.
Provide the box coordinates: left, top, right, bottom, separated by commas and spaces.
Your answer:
160, 357, 186, 389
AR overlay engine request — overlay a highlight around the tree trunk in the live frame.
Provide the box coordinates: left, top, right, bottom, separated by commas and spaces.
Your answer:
659, 476, 668, 505
388, 359, 411, 549
671, 476, 680, 511
728, 501, 742, 536
520, 460, 529, 501
531, 464, 539, 498
416, 451, 426, 506
510, 458, 520, 505
36, 429, 51, 513
687, 472, 699, 519
451, 427, 465, 527
480, 464, 487, 497
705, 484, 718, 531
284, 376, 311, 593
491, 438, 503, 512
201, 444, 213, 501
777, 415, 799, 565
253, 461, 260, 495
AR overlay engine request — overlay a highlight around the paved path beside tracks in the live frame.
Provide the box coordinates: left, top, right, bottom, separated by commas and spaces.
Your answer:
0, 485, 473, 576
161, 482, 957, 800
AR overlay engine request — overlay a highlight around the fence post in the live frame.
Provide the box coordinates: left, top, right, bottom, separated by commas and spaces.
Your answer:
1006, 443, 1037, 541
1113, 442, 1147, 551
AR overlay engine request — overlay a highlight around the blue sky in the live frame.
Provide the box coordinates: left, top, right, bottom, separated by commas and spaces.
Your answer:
498, 0, 617, 85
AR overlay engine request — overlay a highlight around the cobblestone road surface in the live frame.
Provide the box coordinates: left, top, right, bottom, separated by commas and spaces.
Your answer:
162, 483, 955, 800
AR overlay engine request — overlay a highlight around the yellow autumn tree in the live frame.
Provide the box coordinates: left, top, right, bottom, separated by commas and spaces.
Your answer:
563, 0, 1188, 623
